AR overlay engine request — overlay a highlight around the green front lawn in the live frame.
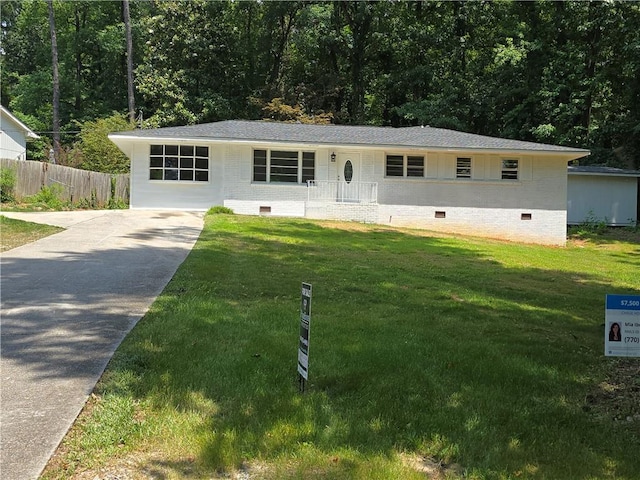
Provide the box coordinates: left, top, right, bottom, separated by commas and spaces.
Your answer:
43, 215, 640, 479
0, 215, 63, 252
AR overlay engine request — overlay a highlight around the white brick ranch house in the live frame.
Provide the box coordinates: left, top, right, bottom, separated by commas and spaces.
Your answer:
109, 120, 589, 245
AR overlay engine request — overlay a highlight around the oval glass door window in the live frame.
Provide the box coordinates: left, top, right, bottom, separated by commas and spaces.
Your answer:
344, 160, 353, 184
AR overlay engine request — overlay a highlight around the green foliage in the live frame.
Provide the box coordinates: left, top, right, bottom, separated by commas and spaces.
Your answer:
25, 184, 67, 210
569, 210, 609, 237
0, 167, 17, 203
107, 196, 128, 210
530, 124, 557, 143
78, 113, 133, 174
580, 210, 609, 234
3, 1, 640, 168
262, 98, 333, 124
74, 191, 100, 210
7, 109, 50, 161
206, 205, 234, 215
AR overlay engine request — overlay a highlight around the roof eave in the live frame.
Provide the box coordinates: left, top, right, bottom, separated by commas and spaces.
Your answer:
1, 106, 40, 138
568, 171, 640, 178
108, 133, 589, 160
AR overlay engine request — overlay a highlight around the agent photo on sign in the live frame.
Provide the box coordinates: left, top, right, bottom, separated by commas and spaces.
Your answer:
609, 322, 621, 342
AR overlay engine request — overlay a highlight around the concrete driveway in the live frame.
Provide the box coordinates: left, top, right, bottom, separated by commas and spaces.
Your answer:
0, 210, 204, 480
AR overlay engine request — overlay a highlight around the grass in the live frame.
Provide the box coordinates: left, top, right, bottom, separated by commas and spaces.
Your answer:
0, 215, 63, 252
43, 215, 640, 479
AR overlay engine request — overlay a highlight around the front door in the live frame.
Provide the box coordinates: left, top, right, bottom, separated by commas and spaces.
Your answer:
337, 153, 360, 202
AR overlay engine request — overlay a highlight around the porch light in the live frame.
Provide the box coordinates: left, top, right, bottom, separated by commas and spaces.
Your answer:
331, 152, 336, 162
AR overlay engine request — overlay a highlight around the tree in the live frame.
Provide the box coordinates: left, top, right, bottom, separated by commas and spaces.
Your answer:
78, 113, 133, 173
122, 0, 135, 123
1, 0, 638, 170
336, 1, 375, 123
262, 97, 332, 124
135, 0, 239, 126
46, 0, 60, 162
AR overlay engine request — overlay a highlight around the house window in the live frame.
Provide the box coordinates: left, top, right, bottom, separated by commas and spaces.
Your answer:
407, 156, 425, 177
302, 152, 315, 183
386, 154, 424, 177
149, 145, 209, 182
270, 150, 299, 182
386, 155, 404, 176
253, 149, 315, 184
253, 149, 267, 182
456, 157, 471, 179
502, 159, 519, 180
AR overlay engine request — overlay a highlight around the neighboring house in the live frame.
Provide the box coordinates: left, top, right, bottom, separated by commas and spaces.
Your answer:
567, 165, 640, 226
0, 105, 39, 161
109, 120, 589, 245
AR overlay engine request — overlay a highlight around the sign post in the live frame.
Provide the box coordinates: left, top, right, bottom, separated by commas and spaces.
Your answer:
605, 294, 640, 357
297, 282, 312, 392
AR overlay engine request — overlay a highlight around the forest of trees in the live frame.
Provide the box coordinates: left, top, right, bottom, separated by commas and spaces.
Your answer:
1, 0, 639, 171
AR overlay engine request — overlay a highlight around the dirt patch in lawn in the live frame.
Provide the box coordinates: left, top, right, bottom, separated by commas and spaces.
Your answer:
584, 358, 640, 428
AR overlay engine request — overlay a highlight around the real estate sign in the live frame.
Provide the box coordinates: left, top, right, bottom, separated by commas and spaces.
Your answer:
605, 294, 640, 357
297, 283, 312, 380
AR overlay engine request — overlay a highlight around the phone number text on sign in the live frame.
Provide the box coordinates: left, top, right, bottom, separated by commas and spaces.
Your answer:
605, 294, 640, 357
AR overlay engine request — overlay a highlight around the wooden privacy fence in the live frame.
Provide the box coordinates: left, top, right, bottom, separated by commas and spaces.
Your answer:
0, 158, 129, 206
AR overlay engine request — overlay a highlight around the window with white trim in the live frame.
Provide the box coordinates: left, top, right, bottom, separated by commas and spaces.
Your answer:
501, 159, 519, 180
456, 157, 471, 179
253, 149, 315, 183
385, 154, 424, 177
149, 145, 209, 181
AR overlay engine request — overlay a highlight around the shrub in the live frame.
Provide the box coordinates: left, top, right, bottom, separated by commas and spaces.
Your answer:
78, 113, 134, 174
108, 197, 128, 210
75, 191, 100, 209
26, 184, 67, 210
207, 205, 234, 215
0, 167, 17, 203
570, 210, 609, 237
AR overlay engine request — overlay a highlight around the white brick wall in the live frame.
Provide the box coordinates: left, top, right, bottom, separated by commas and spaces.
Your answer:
306, 201, 378, 223
377, 205, 567, 245
129, 141, 224, 210
224, 200, 305, 217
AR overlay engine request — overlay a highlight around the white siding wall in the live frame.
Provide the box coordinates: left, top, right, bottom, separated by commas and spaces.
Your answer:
129, 141, 224, 210
0, 126, 28, 161
567, 175, 638, 226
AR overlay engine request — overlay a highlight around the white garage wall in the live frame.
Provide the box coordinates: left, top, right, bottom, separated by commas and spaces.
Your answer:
567, 175, 638, 226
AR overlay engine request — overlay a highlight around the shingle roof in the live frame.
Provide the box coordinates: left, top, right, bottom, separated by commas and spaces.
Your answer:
111, 120, 589, 155
568, 165, 640, 177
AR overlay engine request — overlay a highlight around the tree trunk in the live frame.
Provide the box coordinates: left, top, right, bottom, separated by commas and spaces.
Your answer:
339, 2, 373, 124
267, 4, 300, 98
123, 0, 135, 123
47, 0, 60, 162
